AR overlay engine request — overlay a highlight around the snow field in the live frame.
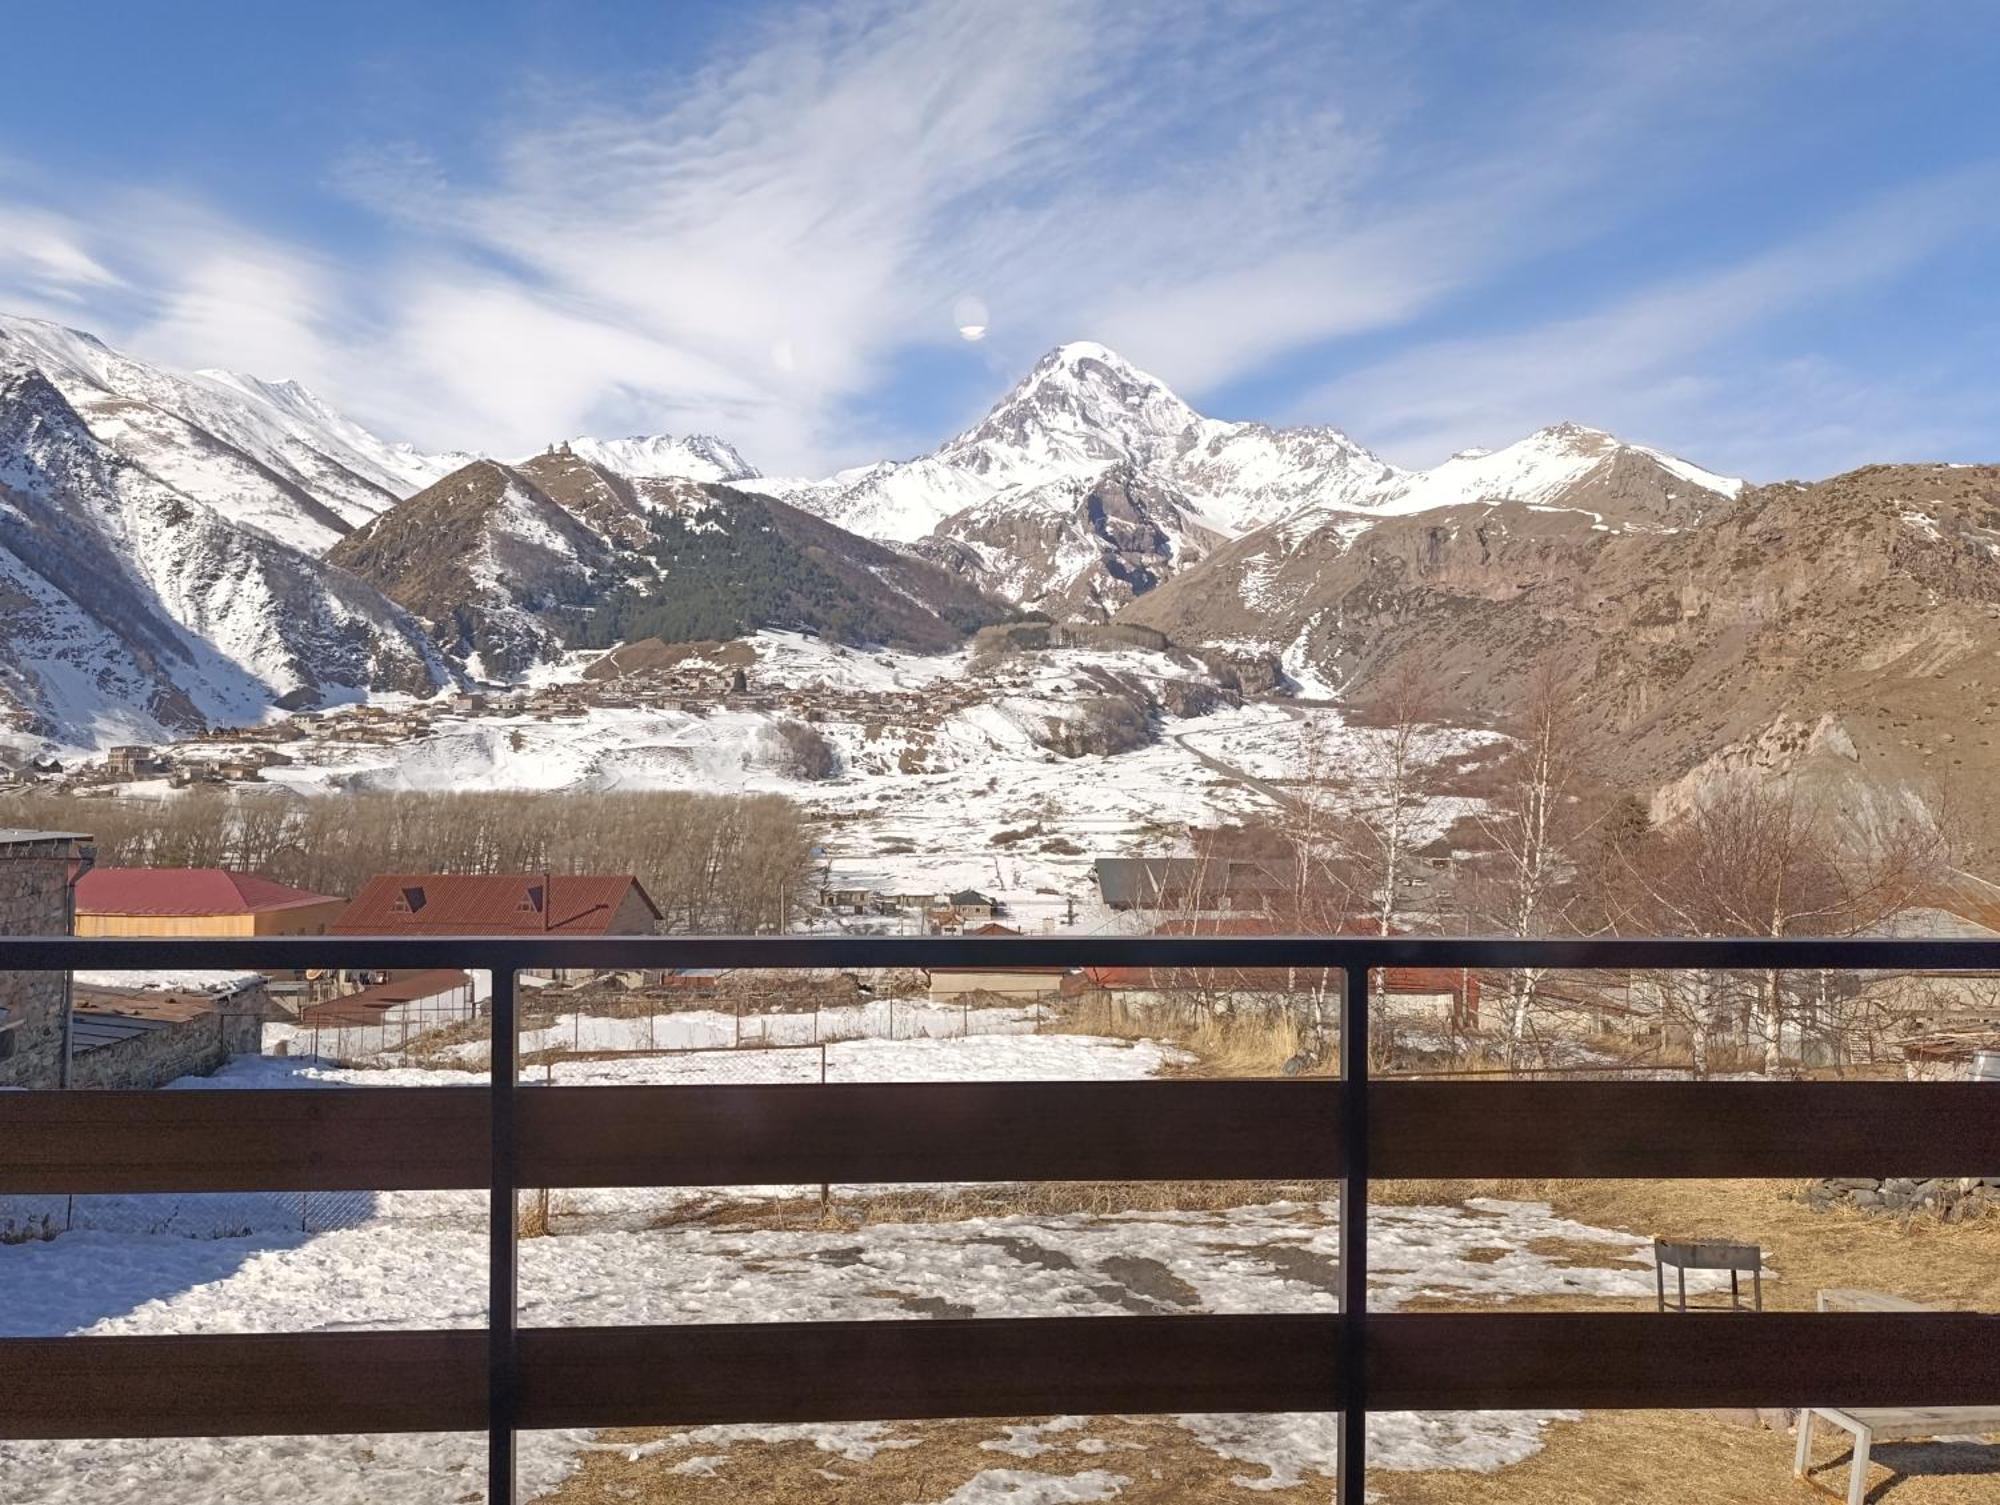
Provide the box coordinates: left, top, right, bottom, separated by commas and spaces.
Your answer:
0, 1009, 1739, 1505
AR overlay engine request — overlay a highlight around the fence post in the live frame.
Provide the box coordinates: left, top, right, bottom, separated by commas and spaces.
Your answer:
819, 1042, 831, 1222
489, 967, 519, 1505
1339, 962, 1370, 1505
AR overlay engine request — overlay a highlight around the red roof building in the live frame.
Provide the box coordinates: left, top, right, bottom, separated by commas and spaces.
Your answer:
332, 874, 661, 936
75, 868, 345, 937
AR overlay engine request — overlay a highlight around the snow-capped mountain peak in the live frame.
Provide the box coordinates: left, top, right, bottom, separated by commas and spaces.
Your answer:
940, 341, 1203, 475
557, 433, 759, 484
777, 340, 1397, 549
0, 313, 462, 550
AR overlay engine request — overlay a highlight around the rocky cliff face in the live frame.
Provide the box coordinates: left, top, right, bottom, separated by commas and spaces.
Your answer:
0, 313, 459, 553
334, 450, 1012, 675
1125, 462, 2000, 854
914, 464, 1223, 619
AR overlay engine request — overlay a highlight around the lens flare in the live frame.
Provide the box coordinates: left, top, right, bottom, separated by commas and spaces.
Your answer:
952, 294, 989, 342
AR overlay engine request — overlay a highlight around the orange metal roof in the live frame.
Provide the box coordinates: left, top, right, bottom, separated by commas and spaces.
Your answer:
331, 874, 660, 935
298, 969, 474, 1026
76, 867, 340, 917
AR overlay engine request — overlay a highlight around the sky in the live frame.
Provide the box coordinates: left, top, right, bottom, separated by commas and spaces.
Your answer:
1, 0, 1995, 480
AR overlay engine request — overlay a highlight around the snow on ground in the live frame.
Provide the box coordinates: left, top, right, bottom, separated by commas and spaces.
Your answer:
108, 632, 1496, 935
72, 969, 265, 993
0, 1025, 1736, 1504
245, 637, 1300, 932
0, 1182, 1718, 1500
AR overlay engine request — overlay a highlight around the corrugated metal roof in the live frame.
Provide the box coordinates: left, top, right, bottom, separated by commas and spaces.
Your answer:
68, 990, 224, 1053
332, 874, 659, 935
76, 867, 340, 917
0, 828, 91, 847
299, 969, 473, 1026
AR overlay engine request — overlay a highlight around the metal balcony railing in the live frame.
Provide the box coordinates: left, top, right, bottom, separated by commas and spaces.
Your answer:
3, 933, 1999, 1505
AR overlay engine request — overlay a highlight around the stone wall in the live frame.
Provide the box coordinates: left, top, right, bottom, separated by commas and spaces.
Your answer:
68, 985, 266, 1090
0, 847, 70, 1089
1806, 1176, 2000, 1222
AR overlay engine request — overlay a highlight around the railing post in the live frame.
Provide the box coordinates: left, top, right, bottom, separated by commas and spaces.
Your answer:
489, 967, 518, 1505
1340, 962, 1370, 1505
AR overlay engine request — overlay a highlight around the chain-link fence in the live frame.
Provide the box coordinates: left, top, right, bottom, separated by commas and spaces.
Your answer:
0, 1187, 379, 1243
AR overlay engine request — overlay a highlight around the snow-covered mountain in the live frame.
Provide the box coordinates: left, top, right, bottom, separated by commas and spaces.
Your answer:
769, 341, 1396, 545
554, 433, 758, 484
326, 460, 616, 680
0, 315, 463, 554
331, 451, 1009, 677
759, 342, 1740, 616
0, 361, 452, 752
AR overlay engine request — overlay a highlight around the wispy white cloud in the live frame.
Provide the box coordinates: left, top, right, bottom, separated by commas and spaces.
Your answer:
0, 0, 1989, 479
1294, 165, 2000, 476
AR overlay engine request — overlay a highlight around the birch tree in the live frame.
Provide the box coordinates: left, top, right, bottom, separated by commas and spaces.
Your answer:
1471, 658, 1593, 1070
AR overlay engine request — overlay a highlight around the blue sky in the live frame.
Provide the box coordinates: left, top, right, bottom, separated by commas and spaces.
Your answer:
1, 0, 1995, 479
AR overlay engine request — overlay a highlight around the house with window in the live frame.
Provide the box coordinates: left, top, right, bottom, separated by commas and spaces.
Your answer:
334, 873, 661, 936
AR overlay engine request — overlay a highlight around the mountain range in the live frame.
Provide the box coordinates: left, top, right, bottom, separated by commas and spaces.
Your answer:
5, 308, 1996, 859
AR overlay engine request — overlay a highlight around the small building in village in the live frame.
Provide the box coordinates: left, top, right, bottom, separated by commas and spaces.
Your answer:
927, 965, 1067, 1002
67, 972, 269, 1088
295, 969, 479, 1060
333, 873, 661, 937
1092, 856, 1294, 914
75, 868, 346, 938
334, 873, 662, 982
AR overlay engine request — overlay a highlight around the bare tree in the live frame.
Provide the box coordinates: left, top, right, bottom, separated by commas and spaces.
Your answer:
1620, 776, 1949, 1073
2, 788, 821, 934
1468, 658, 1597, 1070
1306, 658, 1445, 937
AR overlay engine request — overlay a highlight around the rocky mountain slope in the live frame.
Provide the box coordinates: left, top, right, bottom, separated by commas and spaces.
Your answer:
1125, 460, 2000, 852
0, 363, 451, 752
769, 342, 1396, 546
332, 448, 1011, 678
325, 460, 616, 679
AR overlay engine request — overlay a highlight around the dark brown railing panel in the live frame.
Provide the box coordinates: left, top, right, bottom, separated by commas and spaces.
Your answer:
0, 1331, 486, 1439
8, 930, 2000, 1505
518, 1315, 1343, 1428
1370, 1080, 2000, 1179
13, 1077, 1999, 1198
13, 1311, 1999, 1442
518, 1079, 1343, 1187
1368, 1312, 2000, 1410
0, 1087, 489, 1194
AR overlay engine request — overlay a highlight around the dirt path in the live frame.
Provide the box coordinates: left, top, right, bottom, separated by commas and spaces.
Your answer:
1170, 708, 1300, 814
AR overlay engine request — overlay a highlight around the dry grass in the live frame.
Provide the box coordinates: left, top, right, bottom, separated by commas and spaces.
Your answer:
529, 1176, 2000, 1503
1063, 993, 1317, 1077
534, 1408, 2000, 1505
1373, 1409, 2000, 1504
643, 1179, 1338, 1232
1535, 1178, 2000, 1312
536, 1414, 1341, 1505
1372, 1177, 2000, 1311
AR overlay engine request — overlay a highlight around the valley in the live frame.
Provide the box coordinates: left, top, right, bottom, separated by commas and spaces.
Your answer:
6, 310, 1998, 876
